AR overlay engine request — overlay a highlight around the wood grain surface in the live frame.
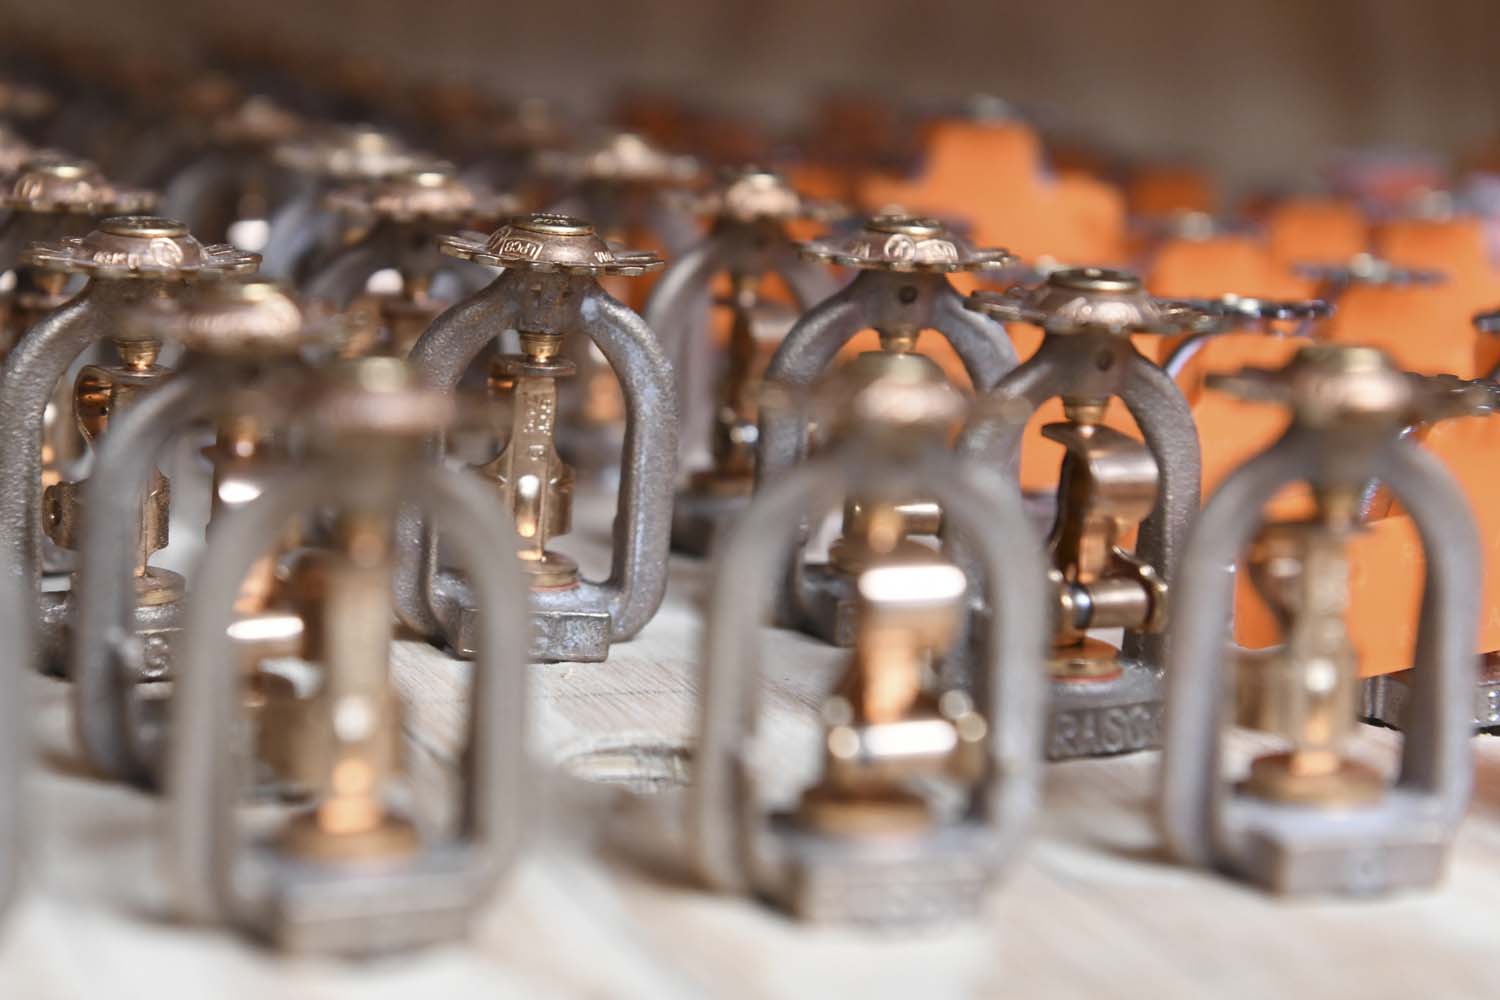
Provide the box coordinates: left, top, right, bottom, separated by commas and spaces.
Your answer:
3, 496, 1500, 1000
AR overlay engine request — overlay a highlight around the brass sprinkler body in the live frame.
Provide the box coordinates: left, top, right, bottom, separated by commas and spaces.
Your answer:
303, 165, 518, 358
0, 157, 159, 580
394, 213, 678, 662
643, 166, 841, 554
537, 129, 701, 252
260, 123, 437, 282
0, 155, 155, 355
689, 356, 1047, 924
167, 358, 530, 955
71, 280, 310, 785
44, 292, 181, 662
962, 266, 1327, 759
758, 215, 1017, 643
160, 93, 306, 246
1161, 345, 1483, 894
0, 215, 257, 673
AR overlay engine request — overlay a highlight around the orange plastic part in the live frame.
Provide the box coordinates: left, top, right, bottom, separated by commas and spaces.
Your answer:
1373, 218, 1500, 377
1313, 219, 1500, 378
1145, 235, 1315, 502
1263, 198, 1369, 268
996, 323, 1163, 493
858, 119, 1126, 265
1232, 509, 1423, 678
1127, 166, 1217, 220
1408, 416, 1500, 657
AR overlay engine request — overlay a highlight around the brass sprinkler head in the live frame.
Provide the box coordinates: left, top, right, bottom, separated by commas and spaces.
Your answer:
968, 266, 1219, 336
2, 156, 155, 216
273, 123, 436, 182
211, 94, 305, 149
681, 165, 841, 226
172, 279, 308, 362
440, 212, 664, 275
799, 214, 1014, 273
323, 165, 519, 227
536, 130, 700, 188
1207, 343, 1498, 430
24, 215, 258, 281
812, 348, 967, 451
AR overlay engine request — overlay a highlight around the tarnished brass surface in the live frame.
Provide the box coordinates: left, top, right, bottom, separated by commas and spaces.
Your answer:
1042, 398, 1166, 679
1235, 490, 1373, 807
278, 510, 414, 862
45, 319, 174, 588
484, 333, 580, 590
1239, 752, 1386, 808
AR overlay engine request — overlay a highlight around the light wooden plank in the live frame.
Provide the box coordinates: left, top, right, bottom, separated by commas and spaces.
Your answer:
4, 493, 1500, 1000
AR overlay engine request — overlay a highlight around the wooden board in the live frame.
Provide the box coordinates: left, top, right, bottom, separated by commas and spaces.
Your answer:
4, 496, 1500, 1000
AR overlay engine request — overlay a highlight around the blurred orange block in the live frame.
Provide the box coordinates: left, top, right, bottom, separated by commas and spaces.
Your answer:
1128, 166, 1217, 220
1373, 218, 1500, 377
859, 119, 1125, 265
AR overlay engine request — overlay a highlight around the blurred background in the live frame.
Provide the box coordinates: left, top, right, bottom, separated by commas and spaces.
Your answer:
3, 0, 1499, 198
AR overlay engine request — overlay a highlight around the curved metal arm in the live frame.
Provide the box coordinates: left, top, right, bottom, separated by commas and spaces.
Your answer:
392, 276, 516, 636
0, 568, 34, 916
756, 280, 864, 489
168, 460, 530, 926
1160, 430, 1480, 869
1161, 331, 1220, 380
1377, 442, 1481, 814
0, 283, 118, 612
646, 235, 722, 462
642, 233, 725, 363
758, 271, 1015, 486
691, 448, 1046, 893
1118, 349, 1202, 669
257, 188, 326, 282
929, 280, 1020, 389
767, 238, 839, 313
1158, 437, 1303, 867
957, 335, 1070, 477
71, 363, 229, 783
692, 460, 833, 892
161, 152, 241, 238
531, 284, 677, 638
